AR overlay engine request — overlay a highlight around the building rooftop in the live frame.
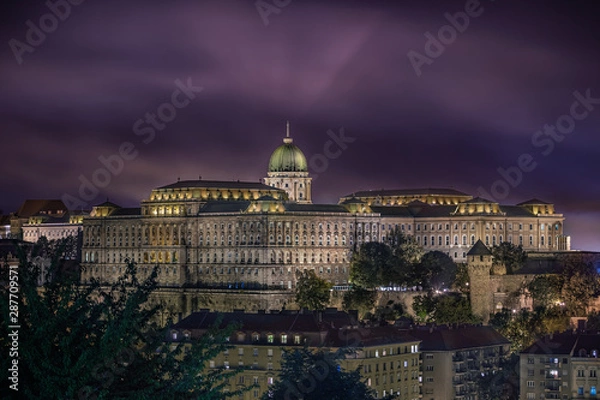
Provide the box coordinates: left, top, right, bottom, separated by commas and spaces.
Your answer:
516, 198, 552, 205
343, 188, 470, 198
199, 201, 252, 214
521, 332, 600, 356
16, 199, 68, 217
408, 325, 510, 351
461, 197, 496, 204
285, 203, 350, 213
467, 240, 493, 256
158, 179, 279, 191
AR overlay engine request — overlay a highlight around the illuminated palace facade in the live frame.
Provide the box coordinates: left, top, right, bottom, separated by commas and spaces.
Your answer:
80, 131, 568, 288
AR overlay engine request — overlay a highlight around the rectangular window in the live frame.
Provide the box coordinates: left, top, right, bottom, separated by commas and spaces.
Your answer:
527, 381, 534, 388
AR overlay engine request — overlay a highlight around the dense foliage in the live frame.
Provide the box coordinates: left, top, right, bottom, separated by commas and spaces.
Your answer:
0, 238, 244, 400
294, 269, 332, 311
491, 242, 527, 274
350, 230, 456, 291
413, 292, 479, 324
261, 347, 391, 400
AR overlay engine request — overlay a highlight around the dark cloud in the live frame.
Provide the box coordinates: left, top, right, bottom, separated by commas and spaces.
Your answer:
0, 0, 598, 250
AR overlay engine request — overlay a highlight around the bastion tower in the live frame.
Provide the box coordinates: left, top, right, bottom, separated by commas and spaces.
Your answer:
467, 239, 494, 323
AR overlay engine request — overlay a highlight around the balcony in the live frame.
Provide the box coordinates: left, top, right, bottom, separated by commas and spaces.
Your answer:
544, 386, 561, 393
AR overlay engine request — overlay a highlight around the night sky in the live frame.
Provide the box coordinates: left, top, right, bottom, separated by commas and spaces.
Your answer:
1, 0, 599, 250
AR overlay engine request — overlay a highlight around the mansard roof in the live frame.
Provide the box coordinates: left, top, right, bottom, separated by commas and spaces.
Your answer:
498, 205, 538, 217
408, 325, 510, 351
93, 201, 121, 208
343, 188, 469, 198
110, 207, 141, 216
521, 332, 600, 355
199, 201, 251, 214
285, 203, 350, 213
340, 197, 366, 205
369, 206, 414, 217
461, 197, 496, 204
517, 198, 552, 205
16, 199, 67, 217
158, 179, 278, 191
174, 310, 320, 332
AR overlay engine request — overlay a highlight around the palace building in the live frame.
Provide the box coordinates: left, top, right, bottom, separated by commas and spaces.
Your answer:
80, 128, 569, 288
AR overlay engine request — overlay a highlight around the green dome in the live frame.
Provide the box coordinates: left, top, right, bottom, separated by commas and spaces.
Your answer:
268, 137, 308, 172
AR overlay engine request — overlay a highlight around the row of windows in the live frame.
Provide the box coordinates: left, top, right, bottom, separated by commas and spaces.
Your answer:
415, 222, 560, 232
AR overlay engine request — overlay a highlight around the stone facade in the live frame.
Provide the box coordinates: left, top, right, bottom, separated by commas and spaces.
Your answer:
79, 132, 569, 298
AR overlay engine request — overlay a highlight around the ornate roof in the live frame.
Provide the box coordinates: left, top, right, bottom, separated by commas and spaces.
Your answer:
268, 122, 308, 173
342, 188, 470, 198
158, 179, 277, 191
467, 240, 493, 256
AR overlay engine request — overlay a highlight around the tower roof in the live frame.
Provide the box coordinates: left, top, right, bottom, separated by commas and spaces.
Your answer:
268, 122, 308, 173
467, 239, 492, 256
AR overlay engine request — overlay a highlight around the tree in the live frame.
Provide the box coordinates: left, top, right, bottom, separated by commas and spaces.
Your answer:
559, 258, 600, 316
453, 262, 470, 293
295, 270, 332, 311
413, 292, 479, 325
587, 311, 600, 332
0, 239, 245, 400
491, 242, 527, 274
349, 242, 398, 288
526, 275, 563, 308
342, 286, 376, 317
386, 228, 423, 265
476, 353, 520, 400
418, 251, 457, 290
412, 292, 436, 323
490, 307, 568, 353
262, 347, 390, 400
367, 301, 404, 326
433, 294, 479, 325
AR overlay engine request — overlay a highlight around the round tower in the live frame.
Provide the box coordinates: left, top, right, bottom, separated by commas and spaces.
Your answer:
467, 239, 493, 323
